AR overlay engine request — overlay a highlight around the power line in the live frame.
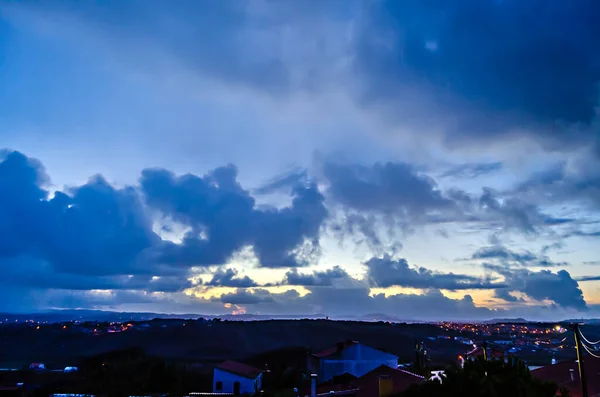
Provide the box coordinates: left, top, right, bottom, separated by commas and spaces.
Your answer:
571, 323, 589, 397
580, 339, 600, 359
578, 329, 600, 345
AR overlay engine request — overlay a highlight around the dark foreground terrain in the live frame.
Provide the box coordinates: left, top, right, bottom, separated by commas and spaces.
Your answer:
2, 318, 591, 370
1, 318, 598, 396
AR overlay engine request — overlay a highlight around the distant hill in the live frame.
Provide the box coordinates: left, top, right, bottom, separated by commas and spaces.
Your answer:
4, 310, 596, 325
0, 310, 332, 324
483, 318, 530, 324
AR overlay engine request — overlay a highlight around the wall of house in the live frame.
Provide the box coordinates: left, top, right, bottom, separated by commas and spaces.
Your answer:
213, 369, 262, 395
318, 343, 398, 382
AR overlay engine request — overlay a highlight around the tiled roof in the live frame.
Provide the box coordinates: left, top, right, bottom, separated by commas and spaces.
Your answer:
532, 359, 600, 397
307, 365, 424, 397
352, 365, 424, 397
215, 360, 262, 379
313, 340, 359, 358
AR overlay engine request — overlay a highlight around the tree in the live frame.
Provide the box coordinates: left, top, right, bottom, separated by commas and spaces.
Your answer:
399, 357, 568, 397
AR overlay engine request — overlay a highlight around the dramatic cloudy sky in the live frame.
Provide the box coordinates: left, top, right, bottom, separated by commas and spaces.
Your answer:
1, 0, 599, 321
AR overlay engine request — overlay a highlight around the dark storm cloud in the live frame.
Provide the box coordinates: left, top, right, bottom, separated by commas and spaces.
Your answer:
365, 256, 504, 291
205, 268, 258, 288
282, 266, 349, 286
0, 150, 328, 297
471, 246, 567, 268
141, 166, 327, 268
356, 0, 600, 150
483, 264, 586, 310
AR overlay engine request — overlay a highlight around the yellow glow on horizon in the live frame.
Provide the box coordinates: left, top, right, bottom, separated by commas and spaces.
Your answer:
369, 286, 423, 297
183, 285, 310, 299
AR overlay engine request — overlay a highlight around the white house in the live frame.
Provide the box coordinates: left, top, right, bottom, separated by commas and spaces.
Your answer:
213, 360, 263, 395
311, 340, 399, 383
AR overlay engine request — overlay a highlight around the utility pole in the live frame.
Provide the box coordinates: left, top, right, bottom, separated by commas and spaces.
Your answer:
482, 340, 488, 361
570, 323, 588, 397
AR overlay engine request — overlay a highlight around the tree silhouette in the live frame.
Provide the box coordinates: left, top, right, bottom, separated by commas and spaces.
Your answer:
399, 357, 568, 397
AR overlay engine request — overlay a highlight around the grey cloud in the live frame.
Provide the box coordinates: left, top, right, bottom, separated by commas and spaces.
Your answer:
323, 160, 458, 251
471, 246, 567, 268
209, 283, 495, 321
141, 165, 328, 268
365, 256, 505, 291
323, 160, 455, 216
441, 162, 503, 179
576, 275, 600, 282
516, 162, 600, 208
219, 289, 276, 305
21, 1, 600, 156
477, 187, 573, 234
356, 0, 600, 151
283, 266, 349, 286
493, 289, 524, 303
485, 265, 587, 310
206, 268, 258, 288
0, 150, 329, 300
254, 168, 309, 195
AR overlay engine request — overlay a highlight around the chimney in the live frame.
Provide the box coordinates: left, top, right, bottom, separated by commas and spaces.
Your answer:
378, 375, 393, 397
569, 369, 575, 382
311, 374, 317, 397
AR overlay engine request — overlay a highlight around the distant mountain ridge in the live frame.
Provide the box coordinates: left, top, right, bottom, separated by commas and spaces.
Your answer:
2, 309, 598, 324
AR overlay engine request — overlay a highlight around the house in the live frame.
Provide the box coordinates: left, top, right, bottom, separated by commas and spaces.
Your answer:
309, 341, 399, 383
532, 359, 600, 397
306, 365, 424, 397
213, 360, 263, 395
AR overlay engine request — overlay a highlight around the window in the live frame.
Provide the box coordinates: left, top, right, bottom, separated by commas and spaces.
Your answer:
215, 381, 223, 391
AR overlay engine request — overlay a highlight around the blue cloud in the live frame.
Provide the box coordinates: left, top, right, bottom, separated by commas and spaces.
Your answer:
355, 0, 600, 149
283, 266, 349, 287
206, 268, 258, 288
141, 165, 327, 268
365, 256, 505, 291
471, 246, 568, 268
0, 150, 328, 298
441, 162, 503, 179
483, 264, 586, 309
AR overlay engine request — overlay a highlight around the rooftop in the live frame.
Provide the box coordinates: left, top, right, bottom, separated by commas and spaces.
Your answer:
532, 359, 600, 397
313, 340, 359, 358
307, 365, 424, 397
215, 360, 262, 379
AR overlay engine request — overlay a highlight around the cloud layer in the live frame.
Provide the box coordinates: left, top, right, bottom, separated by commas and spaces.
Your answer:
1, 1, 600, 320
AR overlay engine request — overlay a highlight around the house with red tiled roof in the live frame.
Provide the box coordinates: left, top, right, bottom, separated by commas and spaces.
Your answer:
308, 340, 399, 383
213, 360, 263, 395
532, 358, 600, 397
305, 365, 424, 397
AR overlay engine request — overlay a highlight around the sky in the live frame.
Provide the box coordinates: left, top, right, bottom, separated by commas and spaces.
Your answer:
1, 0, 599, 321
